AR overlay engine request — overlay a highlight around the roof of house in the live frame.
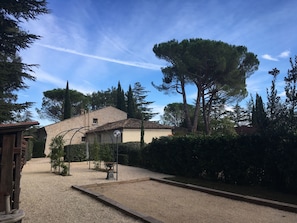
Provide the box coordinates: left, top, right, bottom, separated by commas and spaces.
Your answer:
0, 121, 39, 133
87, 118, 172, 133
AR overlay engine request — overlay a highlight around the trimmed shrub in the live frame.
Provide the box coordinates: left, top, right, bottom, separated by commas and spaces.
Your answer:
64, 144, 86, 162
32, 140, 46, 158
142, 134, 297, 193
118, 154, 129, 165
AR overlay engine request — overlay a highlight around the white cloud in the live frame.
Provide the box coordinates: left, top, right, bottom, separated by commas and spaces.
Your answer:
262, 54, 278, 61
278, 50, 290, 58
262, 51, 290, 61
37, 44, 162, 71
34, 69, 65, 86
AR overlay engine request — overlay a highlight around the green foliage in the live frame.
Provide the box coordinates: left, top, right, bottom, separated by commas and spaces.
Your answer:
97, 144, 113, 162
87, 87, 117, 110
32, 140, 45, 158
252, 94, 267, 133
64, 144, 86, 162
63, 143, 114, 165
0, 0, 48, 123
60, 163, 68, 176
49, 136, 68, 176
116, 81, 126, 112
211, 116, 237, 136
118, 154, 129, 165
118, 142, 143, 166
132, 82, 158, 120
91, 142, 100, 169
63, 81, 71, 120
284, 56, 297, 134
89, 143, 113, 169
153, 38, 259, 134
230, 103, 250, 127
143, 135, 297, 193
37, 88, 89, 122
247, 56, 297, 136
162, 103, 195, 127
126, 85, 136, 118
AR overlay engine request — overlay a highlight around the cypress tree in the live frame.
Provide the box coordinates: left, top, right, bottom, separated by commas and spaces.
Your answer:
140, 117, 145, 149
126, 85, 136, 118
63, 81, 71, 120
252, 94, 267, 133
116, 81, 126, 112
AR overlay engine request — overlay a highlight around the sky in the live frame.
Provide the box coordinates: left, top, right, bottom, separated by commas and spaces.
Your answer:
19, 0, 297, 126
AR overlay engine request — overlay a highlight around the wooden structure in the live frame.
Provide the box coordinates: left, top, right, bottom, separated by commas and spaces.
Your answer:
0, 122, 38, 222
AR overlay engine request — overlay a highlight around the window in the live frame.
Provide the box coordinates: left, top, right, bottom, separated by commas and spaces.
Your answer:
81, 136, 86, 142
93, 118, 98, 124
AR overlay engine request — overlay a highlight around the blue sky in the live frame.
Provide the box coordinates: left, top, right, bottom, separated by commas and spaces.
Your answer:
19, 0, 297, 126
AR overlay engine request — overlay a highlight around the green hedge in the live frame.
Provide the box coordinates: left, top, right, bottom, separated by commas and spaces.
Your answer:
61, 136, 297, 193
118, 142, 143, 166
143, 135, 297, 193
64, 142, 143, 166
64, 143, 114, 162
32, 140, 46, 158
64, 144, 87, 162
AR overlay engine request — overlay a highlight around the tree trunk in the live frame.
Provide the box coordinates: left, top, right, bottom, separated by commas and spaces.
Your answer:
191, 83, 201, 132
180, 80, 192, 132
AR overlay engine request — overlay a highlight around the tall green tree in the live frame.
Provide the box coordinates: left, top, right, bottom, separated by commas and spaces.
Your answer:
126, 85, 136, 118
161, 103, 192, 127
284, 56, 297, 133
263, 68, 289, 135
230, 103, 250, 127
267, 68, 282, 120
285, 56, 297, 115
37, 88, 88, 122
153, 38, 259, 134
63, 81, 71, 120
0, 0, 49, 123
252, 94, 267, 132
133, 82, 157, 120
116, 81, 126, 112
87, 87, 117, 110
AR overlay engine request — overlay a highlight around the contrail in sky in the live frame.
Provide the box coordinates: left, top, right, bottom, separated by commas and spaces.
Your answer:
38, 44, 161, 70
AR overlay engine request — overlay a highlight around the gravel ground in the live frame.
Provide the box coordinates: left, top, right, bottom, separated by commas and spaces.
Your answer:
84, 180, 297, 223
20, 158, 297, 223
20, 158, 170, 223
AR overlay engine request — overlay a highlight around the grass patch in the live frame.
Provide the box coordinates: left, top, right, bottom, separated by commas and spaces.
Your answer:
165, 176, 297, 205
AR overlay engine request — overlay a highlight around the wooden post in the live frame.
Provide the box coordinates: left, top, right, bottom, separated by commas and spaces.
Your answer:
0, 122, 38, 214
0, 134, 15, 212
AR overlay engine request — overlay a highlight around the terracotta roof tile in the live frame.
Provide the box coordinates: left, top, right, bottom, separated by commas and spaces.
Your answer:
87, 118, 172, 133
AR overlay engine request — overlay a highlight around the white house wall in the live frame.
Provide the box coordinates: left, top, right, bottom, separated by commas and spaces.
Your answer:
122, 129, 172, 143
87, 128, 172, 145
44, 107, 127, 155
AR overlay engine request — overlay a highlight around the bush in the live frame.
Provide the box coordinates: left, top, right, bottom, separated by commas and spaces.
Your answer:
64, 144, 87, 162
142, 134, 297, 193
118, 154, 129, 165
32, 140, 46, 158
118, 142, 143, 166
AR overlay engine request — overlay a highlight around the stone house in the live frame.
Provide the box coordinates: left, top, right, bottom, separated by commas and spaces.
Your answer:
43, 106, 127, 155
86, 118, 173, 144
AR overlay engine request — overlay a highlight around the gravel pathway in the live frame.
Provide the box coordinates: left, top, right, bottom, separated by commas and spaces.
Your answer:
20, 158, 170, 222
